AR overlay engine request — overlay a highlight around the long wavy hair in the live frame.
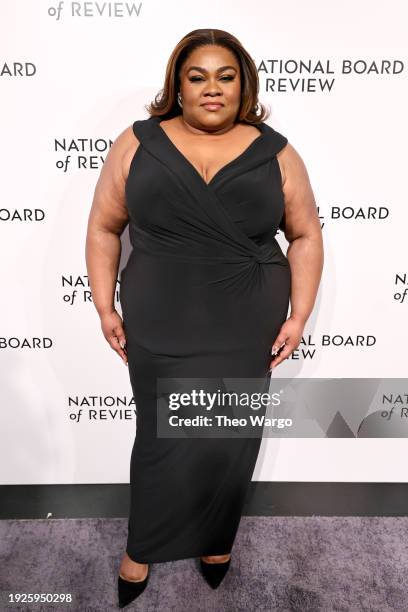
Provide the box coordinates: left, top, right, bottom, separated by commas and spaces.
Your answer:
145, 28, 269, 125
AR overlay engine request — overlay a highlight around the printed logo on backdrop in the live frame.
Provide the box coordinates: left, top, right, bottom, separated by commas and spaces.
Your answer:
311, 206, 389, 230
0, 337, 52, 348
0, 209, 45, 222
68, 395, 136, 422
282, 334, 377, 362
55, 138, 113, 172
0, 62, 36, 77
394, 272, 408, 304
258, 59, 405, 92
330, 206, 389, 223
61, 274, 121, 306
48, 2, 143, 20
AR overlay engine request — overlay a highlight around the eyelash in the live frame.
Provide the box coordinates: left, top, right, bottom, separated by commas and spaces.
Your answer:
189, 75, 235, 82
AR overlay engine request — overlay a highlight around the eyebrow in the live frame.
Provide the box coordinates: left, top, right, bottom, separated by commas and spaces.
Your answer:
186, 65, 237, 74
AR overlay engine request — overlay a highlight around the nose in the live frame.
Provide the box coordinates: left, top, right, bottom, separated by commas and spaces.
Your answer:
203, 78, 223, 96
203, 92, 223, 102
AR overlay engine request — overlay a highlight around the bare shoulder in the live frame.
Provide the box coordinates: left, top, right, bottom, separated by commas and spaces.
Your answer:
88, 125, 140, 233
276, 142, 309, 188
276, 141, 319, 241
93, 124, 141, 191
97, 124, 141, 194
109, 124, 141, 183
277, 142, 315, 199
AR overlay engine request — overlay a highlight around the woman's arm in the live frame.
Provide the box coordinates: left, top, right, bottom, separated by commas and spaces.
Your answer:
269, 143, 324, 370
85, 125, 138, 365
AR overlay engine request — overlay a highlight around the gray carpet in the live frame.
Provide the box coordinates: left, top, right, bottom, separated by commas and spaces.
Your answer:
1, 516, 407, 611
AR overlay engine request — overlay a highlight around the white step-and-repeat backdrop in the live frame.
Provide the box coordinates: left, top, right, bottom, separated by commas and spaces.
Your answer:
1, 0, 407, 484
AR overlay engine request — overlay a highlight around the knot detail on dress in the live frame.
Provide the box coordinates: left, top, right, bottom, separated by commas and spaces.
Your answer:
250, 242, 288, 266
252, 255, 270, 264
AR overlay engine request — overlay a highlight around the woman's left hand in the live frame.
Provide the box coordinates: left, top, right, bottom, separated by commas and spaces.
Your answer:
268, 315, 305, 370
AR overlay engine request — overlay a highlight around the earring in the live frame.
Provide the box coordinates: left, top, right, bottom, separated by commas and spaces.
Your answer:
177, 92, 183, 108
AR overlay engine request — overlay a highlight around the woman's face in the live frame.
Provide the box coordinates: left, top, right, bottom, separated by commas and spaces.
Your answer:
178, 44, 242, 130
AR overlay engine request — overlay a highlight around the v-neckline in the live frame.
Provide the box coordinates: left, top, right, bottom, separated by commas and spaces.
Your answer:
152, 116, 266, 188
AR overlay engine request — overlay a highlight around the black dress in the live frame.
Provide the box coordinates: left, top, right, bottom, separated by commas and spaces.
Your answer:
119, 115, 291, 563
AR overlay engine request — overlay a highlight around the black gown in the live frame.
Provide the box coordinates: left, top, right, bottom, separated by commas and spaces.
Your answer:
119, 115, 291, 563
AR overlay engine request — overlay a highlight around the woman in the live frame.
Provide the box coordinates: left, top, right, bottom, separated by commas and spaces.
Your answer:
86, 28, 323, 608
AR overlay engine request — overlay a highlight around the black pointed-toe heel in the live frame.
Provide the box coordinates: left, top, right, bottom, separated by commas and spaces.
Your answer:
200, 556, 231, 589
117, 568, 149, 608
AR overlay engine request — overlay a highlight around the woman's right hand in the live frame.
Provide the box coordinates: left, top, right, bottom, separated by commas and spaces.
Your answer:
100, 310, 128, 365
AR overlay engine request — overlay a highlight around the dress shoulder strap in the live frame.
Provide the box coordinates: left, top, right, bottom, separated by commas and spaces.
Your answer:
131, 117, 155, 143
261, 122, 288, 157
